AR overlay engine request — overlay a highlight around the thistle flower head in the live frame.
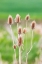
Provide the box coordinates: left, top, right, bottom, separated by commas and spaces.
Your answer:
14, 44, 16, 49
8, 15, 13, 25
18, 35, 22, 47
31, 20, 36, 30
23, 28, 27, 34
25, 14, 30, 21
18, 26, 22, 34
15, 14, 20, 23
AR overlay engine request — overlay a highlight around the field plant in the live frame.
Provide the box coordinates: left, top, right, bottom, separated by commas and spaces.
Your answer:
4, 14, 41, 64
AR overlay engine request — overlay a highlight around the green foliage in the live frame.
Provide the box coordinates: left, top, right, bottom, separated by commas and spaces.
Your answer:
0, 0, 42, 19
0, 26, 40, 64
0, 0, 42, 12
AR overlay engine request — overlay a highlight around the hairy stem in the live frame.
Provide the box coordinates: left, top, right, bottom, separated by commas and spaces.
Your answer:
22, 34, 24, 50
19, 46, 21, 64
31, 30, 34, 48
26, 21, 27, 50
25, 33, 27, 64
10, 25, 14, 47
26, 56, 28, 64
14, 49, 16, 60
26, 30, 34, 64
17, 23, 18, 37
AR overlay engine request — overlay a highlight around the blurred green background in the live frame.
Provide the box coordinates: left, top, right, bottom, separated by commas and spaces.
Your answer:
0, 0, 42, 19
0, 0, 42, 64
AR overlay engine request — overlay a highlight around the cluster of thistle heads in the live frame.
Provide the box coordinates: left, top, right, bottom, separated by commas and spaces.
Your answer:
7, 14, 36, 49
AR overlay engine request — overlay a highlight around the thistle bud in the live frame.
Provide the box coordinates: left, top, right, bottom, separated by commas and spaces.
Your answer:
23, 28, 27, 34
25, 14, 30, 21
31, 21, 36, 29
8, 15, 13, 25
18, 26, 22, 34
14, 44, 16, 49
15, 14, 20, 23
18, 35, 22, 46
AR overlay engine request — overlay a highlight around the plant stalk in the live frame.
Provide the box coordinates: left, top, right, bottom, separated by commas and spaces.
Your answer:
10, 25, 14, 47
19, 46, 21, 64
14, 49, 16, 60
31, 30, 34, 48
26, 56, 28, 64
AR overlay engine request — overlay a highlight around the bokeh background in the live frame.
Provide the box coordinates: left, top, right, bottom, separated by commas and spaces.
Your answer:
0, 0, 42, 64
0, 0, 42, 20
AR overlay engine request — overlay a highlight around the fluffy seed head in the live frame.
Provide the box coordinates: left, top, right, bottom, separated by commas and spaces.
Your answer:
25, 14, 30, 21
15, 14, 20, 23
8, 15, 13, 25
23, 28, 27, 34
18, 35, 22, 46
31, 21, 36, 29
18, 26, 22, 34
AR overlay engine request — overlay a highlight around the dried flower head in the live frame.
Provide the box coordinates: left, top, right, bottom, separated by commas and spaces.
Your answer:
31, 21, 36, 29
18, 26, 22, 34
14, 44, 16, 49
18, 35, 22, 46
15, 14, 20, 23
8, 15, 13, 25
23, 28, 27, 34
25, 14, 30, 21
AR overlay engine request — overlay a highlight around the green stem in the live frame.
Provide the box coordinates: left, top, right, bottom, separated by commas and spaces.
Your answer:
14, 49, 16, 60
26, 56, 28, 64
17, 23, 18, 29
22, 34, 24, 50
31, 30, 34, 48
10, 25, 14, 47
26, 30, 34, 64
26, 21, 28, 51
25, 21, 28, 64
19, 46, 21, 64
17, 23, 18, 37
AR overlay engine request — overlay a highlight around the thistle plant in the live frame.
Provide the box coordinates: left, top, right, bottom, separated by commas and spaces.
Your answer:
18, 35, 22, 64
14, 44, 16, 60
25, 20, 36, 64
7, 14, 38, 64
23, 28, 27, 34
18, 26, 22, 64
18, 26, 22, 35
8, 15, 17, 62
23, 28, 27, 50
25, 14, 30, 28
31, 20, 36, 48
25, 14, 30, 64
15, 14, 21, 33
25, 14, 30, 51
8, 15, 14, 46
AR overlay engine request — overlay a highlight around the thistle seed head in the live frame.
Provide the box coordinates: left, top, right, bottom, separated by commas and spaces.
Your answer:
14, 44, 16, 49
18, 26, 22, 34
23, 28, 27, 34
31, 20, 36, 30
25, 14, 30, 21
8, 15, 13, 25
18, 35, 22, 46
15, 14, 20, 23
